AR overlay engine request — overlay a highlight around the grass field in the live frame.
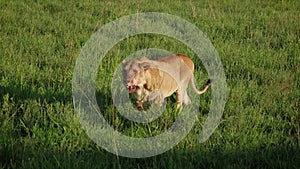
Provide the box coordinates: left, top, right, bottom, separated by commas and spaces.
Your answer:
1, 0, 299, 168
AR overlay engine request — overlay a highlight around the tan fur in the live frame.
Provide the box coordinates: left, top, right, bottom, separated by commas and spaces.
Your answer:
122, 54, 211, 110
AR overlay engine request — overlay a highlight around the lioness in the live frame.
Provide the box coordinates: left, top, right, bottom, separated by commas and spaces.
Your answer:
122, 54, 211, 110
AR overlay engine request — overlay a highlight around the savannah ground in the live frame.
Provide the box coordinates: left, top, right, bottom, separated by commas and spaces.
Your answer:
1, 0, 299, 168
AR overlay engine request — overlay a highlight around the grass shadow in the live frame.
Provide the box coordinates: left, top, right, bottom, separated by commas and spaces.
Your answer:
0, 82, 72, 104
1, 139, 299, 169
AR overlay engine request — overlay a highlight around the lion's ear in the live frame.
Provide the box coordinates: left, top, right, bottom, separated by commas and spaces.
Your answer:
122, 60, 126, 64
139, 62, 150, 70
138, 56, 149, 61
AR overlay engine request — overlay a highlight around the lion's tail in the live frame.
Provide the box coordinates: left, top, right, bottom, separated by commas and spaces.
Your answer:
190, 78, 212, 94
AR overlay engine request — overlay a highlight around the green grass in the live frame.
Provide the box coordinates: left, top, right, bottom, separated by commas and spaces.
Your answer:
1, 0, 299, 168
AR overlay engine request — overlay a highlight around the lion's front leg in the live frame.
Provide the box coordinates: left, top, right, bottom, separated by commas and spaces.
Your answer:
136, 100, 148, 111
149, 89, 164, 106
135, 89, 150, 111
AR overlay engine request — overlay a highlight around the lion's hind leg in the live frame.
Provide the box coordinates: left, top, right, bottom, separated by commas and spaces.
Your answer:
183, 91, 191, 105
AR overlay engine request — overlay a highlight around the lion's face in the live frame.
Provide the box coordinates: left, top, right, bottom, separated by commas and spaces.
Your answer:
122, 57, 150, 93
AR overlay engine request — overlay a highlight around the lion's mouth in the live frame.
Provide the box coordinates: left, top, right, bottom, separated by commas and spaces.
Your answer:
127, 85, 136, 93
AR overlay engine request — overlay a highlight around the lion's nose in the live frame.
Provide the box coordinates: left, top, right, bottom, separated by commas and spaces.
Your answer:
129, 86, 136, 90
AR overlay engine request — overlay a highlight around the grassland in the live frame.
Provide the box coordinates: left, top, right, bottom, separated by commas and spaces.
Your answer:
1, 0, 299, 168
